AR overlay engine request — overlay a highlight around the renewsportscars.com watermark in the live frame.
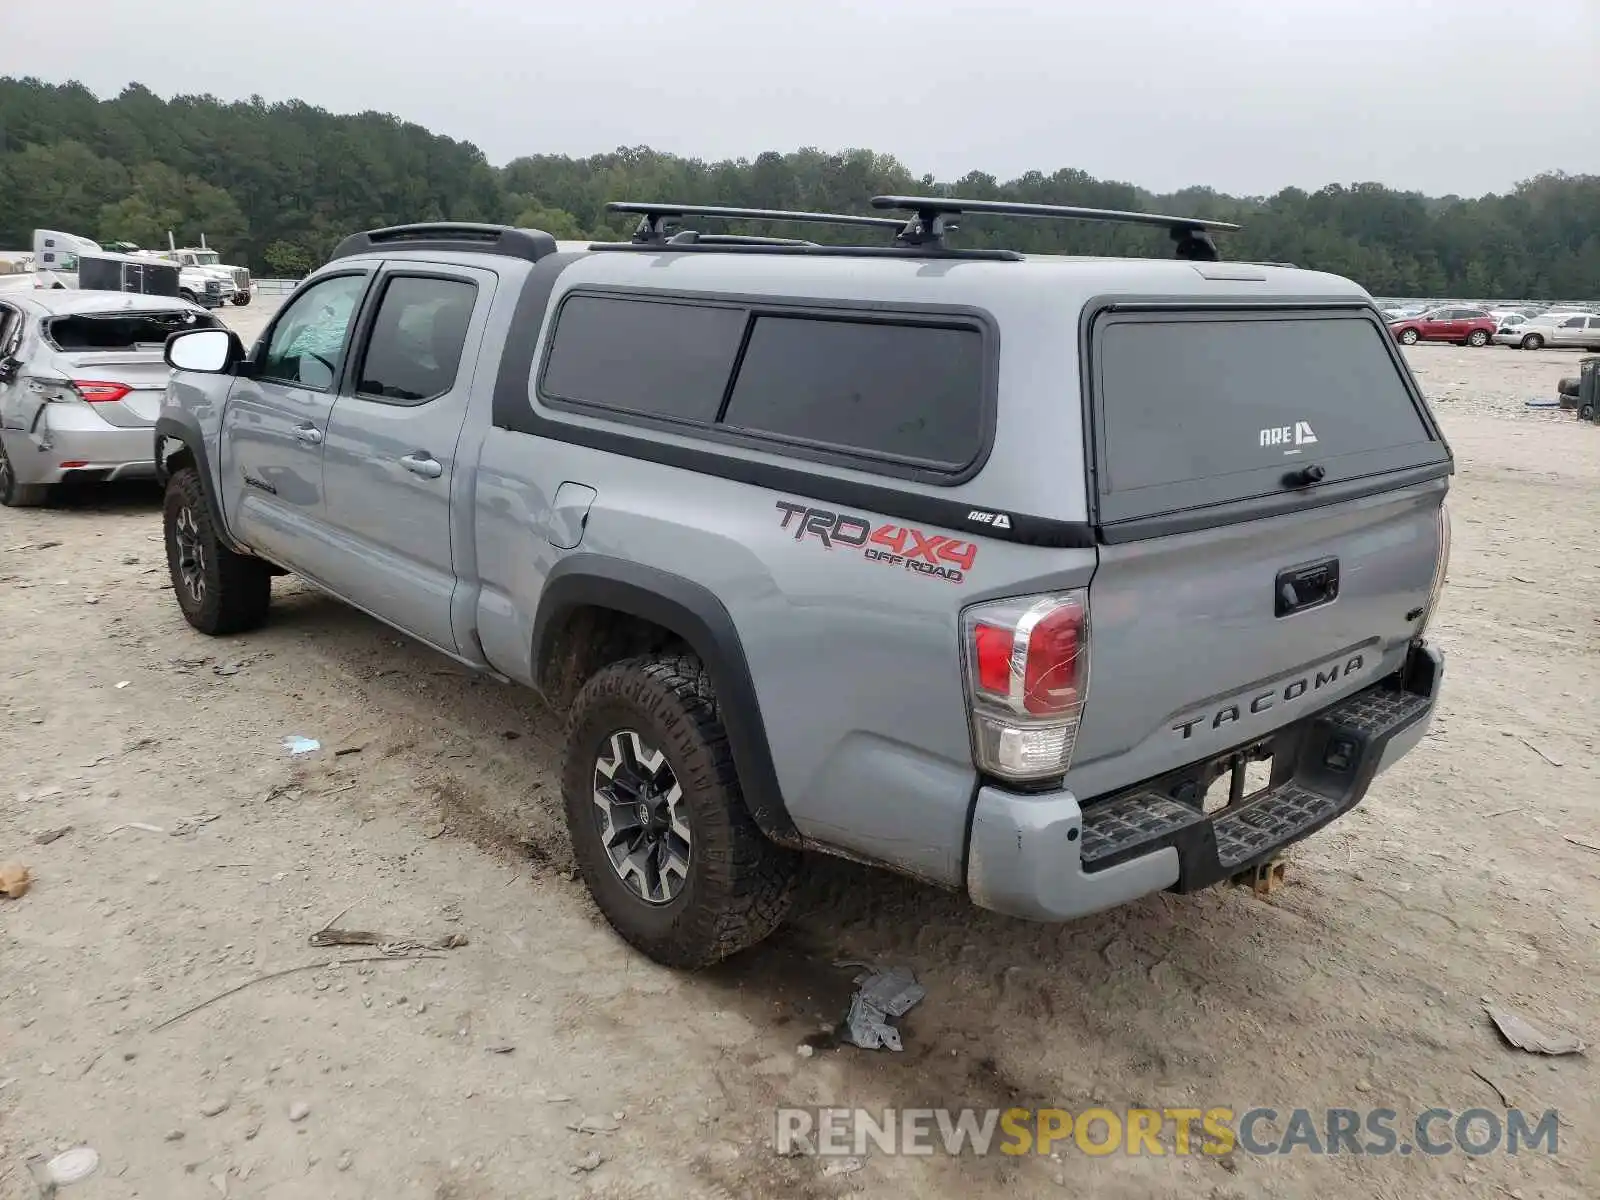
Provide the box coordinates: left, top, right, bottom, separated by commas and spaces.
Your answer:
776, 1106, 1561, 1159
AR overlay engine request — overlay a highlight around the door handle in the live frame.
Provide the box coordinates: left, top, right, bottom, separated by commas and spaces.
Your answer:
292, 423, 323, 445
400, 452, 443, 479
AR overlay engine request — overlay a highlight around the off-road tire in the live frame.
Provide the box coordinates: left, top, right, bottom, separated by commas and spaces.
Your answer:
179, 289, 199, 306
0, 438, 50, 507
162, 466, 272, 635
1521, 333, 1545, 351
231, 293, 251, 307
1398, 328, 1420, 345
1581, 403, 1595, 422
1467, 329, 1489, 347
563, 654, 800, 968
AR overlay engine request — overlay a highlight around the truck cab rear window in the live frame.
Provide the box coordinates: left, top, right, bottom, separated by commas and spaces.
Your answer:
540, 292, 986, 472
1091, 310, 1448, 527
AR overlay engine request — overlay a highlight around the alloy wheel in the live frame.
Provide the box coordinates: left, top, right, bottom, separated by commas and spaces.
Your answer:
592, 729, 691, 905
173, 505, 207, 606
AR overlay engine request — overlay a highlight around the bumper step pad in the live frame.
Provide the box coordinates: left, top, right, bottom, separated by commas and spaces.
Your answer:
1078, 682, 1433, 887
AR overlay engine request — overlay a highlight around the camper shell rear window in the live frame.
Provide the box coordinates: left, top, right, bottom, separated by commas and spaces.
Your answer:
43, 310, 218, 353
1088, 307, 1449, 534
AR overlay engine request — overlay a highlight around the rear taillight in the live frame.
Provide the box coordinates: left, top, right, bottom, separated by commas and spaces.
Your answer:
961, 591, 1089, 782
1417, 502, 1451, 636
73, 380, 132, 404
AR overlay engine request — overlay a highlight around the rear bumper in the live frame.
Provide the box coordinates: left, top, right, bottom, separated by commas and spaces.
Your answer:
1, 424, 156, 485
966, 641, 1443, 922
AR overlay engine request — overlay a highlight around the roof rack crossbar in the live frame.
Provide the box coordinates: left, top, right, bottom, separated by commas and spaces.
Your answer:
606, 201, 905, 245
585, 240, 1025, 263
870, 195, 1239, 261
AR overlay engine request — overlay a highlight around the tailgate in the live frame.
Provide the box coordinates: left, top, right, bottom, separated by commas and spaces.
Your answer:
1067, 305, 1449, 796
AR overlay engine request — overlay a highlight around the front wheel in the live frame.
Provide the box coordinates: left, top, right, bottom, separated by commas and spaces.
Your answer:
1467, 329, 1490, 347
1398, 328, 1420, 345
1521, 333, 1545, 351
231, 292, 251, 307
563, 654, 800, 968
163, 466, 272, 635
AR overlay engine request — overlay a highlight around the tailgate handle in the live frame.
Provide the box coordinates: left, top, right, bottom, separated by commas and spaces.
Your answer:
1275, 558, 1340, 617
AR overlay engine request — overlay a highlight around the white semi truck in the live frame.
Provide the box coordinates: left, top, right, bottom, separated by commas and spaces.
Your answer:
31, 230, 242, 308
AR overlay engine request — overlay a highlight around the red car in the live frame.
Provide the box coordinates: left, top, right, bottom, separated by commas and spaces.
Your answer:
1388, 306, 1497, 347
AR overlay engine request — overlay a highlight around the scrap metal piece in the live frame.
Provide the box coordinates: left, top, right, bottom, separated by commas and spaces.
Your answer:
838, 965, 926, 1052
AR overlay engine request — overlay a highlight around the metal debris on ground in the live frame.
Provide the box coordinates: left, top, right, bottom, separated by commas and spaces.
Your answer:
107, 822, 166, 835
567, 1115, 621, 1135
0, 863, 32, 899
823, 1157, 865, 1177
308, 927, 469, 954
170, 814, 222, 838
569, 1150, 606, 1176
1484, 1002, 1586, 1056
835, 962, 927, 1052
34, 826, 73, 845
281, 735, 321, 756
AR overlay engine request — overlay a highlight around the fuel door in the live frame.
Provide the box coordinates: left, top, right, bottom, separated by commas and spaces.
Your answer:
546, 481, 597, 550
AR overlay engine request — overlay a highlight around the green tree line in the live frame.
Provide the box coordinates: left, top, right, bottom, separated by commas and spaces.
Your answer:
2, 77, 1596, 298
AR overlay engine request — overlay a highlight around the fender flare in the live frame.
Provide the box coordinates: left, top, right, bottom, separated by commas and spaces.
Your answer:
531, 554, 801, 847
153, 412, 247, 554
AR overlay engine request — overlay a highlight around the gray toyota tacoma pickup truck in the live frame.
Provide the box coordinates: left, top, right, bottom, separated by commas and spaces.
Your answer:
154, 197, 1451, 967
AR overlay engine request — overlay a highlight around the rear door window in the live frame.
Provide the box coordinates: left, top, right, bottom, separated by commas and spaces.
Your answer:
1090, 310, 1448, 529
356, 275, 478, 404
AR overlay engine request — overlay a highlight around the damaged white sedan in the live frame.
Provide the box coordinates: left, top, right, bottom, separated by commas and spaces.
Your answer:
0, 291, 217, 506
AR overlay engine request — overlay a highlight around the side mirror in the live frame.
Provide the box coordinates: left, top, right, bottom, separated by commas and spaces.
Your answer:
165, 327, 242, 373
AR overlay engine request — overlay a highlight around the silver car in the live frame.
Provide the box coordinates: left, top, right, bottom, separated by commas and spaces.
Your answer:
1499, 311, 1600, 351
0, 290, 217, 506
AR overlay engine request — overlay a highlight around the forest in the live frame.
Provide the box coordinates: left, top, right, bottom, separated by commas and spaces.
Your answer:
2, 77, 1597, 298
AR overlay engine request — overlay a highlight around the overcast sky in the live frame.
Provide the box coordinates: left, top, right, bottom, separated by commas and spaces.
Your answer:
4, 0, 1596, 197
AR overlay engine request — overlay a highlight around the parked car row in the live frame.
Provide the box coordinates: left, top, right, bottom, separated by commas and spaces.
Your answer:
1386, 305, 1600, 351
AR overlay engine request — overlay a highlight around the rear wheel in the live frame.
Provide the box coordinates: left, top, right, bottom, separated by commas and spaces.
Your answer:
1398, 328, 1420, 345
563, 654, 800, 968
1467, 329, 1489, 347
0, 437, 50, 508
1521, 333, 1545, 351
163, 466, 272, 635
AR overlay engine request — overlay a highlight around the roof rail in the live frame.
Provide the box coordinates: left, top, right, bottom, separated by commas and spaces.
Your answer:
870, 195, 1239, 262
606, 201, 904, 245
329, 222, 558, 263
667, 231, 819, 247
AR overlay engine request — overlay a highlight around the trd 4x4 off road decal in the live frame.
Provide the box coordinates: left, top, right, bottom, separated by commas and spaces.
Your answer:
774, 501, 977, 584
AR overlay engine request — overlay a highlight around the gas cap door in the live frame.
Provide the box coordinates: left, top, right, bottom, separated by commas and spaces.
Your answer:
546, 481, 597, 549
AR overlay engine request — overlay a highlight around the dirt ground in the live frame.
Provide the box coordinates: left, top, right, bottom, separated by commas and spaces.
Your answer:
2, 312, 1597, 1199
